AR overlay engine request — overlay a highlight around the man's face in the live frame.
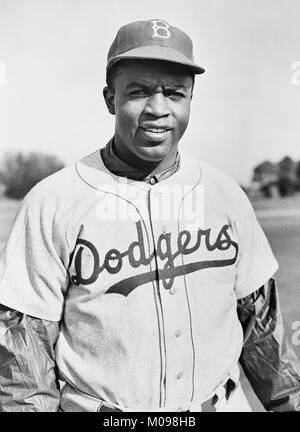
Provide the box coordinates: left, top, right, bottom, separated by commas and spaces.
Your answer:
103, 60, 194, 164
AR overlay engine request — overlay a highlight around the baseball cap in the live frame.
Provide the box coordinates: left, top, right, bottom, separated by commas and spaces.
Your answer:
107, 19, 205, 75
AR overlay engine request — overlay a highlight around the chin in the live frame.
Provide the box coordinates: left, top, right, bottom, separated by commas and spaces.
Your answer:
137, 146, 169, 162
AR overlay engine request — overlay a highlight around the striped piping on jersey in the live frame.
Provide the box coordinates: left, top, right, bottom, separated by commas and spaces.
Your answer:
74, 163, 165, 407
176, 161, 202, 403
147, 189, 167, 407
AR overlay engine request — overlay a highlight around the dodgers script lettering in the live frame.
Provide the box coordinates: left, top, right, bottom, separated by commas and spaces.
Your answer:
70, 222, 238, 296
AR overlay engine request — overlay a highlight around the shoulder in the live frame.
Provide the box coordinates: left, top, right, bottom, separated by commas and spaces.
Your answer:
180, 152, 243, 193
23, 163, 79, 209
23, 150, 107, 207
182, 154, 254, 219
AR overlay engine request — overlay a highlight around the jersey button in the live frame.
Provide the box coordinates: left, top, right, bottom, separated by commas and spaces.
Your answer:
169, 287, 176, 295
149, 177, 156, 185
175, 329, 181, 338
177, 372, 183, 380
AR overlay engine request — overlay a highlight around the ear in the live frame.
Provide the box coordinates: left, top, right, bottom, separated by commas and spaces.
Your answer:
103, 86, 115, 115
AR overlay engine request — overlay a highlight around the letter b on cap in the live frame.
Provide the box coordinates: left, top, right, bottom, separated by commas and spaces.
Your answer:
151, 20, 171, 39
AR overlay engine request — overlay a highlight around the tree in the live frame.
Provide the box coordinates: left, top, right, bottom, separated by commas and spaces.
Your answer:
0, 151, 65, 199
295, 160, 300, 190
252, 160, 278, 198
277, 156, 297, 197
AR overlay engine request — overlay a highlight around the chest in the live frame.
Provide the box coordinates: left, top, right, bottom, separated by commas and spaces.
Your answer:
68, 184, 239, 299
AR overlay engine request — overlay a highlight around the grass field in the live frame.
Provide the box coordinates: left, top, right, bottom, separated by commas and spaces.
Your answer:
0, 193, 299, 411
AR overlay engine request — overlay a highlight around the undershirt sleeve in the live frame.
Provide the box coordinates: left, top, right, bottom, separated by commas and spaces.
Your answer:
0, 304, 60, 411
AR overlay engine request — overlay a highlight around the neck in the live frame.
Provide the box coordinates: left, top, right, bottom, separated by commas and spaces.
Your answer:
112, 137, 178, 175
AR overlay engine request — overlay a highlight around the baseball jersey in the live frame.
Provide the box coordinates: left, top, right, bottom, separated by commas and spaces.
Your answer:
0, 148, 278, 410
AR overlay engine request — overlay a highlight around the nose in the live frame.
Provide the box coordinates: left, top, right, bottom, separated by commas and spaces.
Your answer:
144, 92, 170, 117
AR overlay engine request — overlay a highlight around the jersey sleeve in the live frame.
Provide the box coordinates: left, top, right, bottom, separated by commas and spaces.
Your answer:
0, 189, 70, 321
233, 195, 279, 300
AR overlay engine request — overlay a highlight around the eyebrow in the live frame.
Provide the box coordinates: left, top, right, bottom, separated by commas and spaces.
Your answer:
125, 82, 189, 91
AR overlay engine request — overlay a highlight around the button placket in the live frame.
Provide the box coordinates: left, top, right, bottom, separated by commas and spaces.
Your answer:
149, 190, 193, 405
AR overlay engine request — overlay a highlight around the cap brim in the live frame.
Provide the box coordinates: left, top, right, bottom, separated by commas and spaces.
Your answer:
107, 45, 205, 75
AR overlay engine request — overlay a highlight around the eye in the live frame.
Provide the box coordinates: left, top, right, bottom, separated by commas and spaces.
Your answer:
129, 89, 148, 97
164, 89, 185, 100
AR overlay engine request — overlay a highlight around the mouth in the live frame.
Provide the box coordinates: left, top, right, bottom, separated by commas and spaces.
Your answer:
140, 126, 172, 133
139, 126, 172, 142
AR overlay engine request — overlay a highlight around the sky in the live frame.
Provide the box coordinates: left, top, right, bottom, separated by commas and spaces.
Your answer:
0, 0, 300, 185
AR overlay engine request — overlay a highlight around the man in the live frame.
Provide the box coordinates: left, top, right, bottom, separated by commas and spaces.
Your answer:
0, 19, 300, 412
